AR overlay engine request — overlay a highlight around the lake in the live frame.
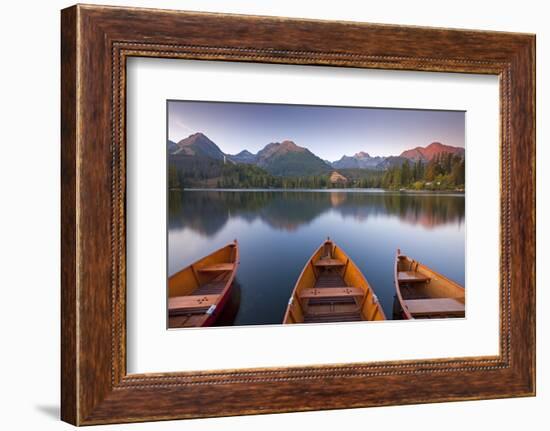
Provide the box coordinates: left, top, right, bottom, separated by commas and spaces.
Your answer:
168, 189, 465, 325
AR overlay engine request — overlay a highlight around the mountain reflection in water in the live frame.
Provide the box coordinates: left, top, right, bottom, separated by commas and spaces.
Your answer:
169, 189, 464, 237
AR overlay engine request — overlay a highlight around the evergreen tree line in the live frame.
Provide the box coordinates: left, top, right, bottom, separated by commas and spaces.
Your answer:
336, 169, 385, 188
168, 162, 330, 189
216, 164, 333, 189
168, 152, 465, 190
381, 152, 465, 190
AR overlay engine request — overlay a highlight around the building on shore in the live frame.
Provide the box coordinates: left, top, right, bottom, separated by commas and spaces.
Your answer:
329, 171, 348, 185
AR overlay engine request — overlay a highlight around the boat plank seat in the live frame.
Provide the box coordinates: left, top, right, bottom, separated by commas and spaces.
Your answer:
403, 298, 464, 317
314, 258, 345, 268
168, 294, 218, 314
299, 287, 364, 300
398, 271, 430, 283
197, 263, 235, 272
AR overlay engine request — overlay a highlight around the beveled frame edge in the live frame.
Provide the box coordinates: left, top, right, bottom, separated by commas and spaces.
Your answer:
61, 4, 535, 425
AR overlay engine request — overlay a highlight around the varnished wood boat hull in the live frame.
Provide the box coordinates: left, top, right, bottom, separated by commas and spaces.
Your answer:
197, 282, 233, 327
394, 249, 465, 319
168, 241, 239, 328
283, 239, 386, 324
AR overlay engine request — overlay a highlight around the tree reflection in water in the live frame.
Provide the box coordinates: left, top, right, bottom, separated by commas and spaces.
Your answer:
169, 189, 465, 238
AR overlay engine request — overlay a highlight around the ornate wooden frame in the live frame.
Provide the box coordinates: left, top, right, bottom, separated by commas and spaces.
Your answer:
61, 4, 536, 425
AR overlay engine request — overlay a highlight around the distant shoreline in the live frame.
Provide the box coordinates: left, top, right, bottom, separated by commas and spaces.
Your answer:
171, 187, 465, 196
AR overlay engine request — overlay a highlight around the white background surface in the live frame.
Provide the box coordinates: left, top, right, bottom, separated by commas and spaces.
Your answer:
127, 59, 500, 373
0, 0, 546, 429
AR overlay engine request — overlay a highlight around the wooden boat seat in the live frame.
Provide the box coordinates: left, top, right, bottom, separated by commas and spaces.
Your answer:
403, 298, 464, 317
314, 258, 345, 268
397, 271, 430, 283
197, 263, 235, 272
299, 287, 364, 300
168, 294, 218, 315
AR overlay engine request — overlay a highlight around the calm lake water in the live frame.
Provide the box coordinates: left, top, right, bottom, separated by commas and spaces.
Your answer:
168, 189, 465, 325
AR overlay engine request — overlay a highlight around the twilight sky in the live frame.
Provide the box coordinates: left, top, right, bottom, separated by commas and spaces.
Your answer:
168, 100, 465, 161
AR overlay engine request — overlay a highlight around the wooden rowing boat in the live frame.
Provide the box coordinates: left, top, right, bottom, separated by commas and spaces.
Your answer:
168, 240, 239, 328
283, 239, 386, 324
394, 249, 465, 319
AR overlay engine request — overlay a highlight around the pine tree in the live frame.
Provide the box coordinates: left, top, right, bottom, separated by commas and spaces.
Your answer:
401, 160, 411, 186
168, 164, 181, 189
451, 158, 465, 185
425, 160, 436, 181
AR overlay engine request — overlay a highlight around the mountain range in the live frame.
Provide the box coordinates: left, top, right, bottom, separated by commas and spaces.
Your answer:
399, 142, 465, 161
169, 133, 225, 160
332, 152, 386, 169
233, 140, 331, 176
168, 132, 464, 177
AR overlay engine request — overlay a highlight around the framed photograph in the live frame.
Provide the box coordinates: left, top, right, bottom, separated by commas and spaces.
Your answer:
61, 4, 535, 425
